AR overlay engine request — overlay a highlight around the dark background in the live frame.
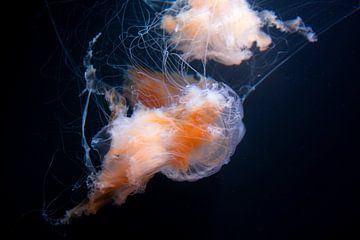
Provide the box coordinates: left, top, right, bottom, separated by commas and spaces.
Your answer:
4, 1, 359, 239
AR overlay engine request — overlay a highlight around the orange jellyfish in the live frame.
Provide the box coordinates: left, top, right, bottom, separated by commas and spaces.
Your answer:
61, 66, 245, 223
160, 0, 317, 65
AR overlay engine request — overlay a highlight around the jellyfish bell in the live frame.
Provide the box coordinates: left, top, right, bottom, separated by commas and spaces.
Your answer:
60, 66, 245, 222
160, 0, 317, 66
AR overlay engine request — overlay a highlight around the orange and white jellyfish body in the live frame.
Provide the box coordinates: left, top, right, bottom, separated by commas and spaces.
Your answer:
161, 0, 317, 65
64, 67, 245, 221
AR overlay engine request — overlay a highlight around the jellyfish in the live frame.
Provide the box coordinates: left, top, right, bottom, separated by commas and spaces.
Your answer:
62, 66, 245, 221
160, 0, 317, 65
43, 0, 359, 224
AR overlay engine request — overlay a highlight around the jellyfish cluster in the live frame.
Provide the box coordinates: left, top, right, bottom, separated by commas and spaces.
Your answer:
57, 0, 319, 223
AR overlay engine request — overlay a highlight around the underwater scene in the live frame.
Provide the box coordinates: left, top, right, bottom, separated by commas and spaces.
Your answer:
5, 0, 359, 239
